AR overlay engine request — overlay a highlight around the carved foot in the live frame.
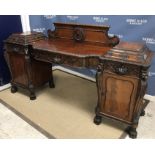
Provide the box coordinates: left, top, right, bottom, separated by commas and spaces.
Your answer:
126, 126, 137, 139
30, 92, 36, 100
29, 84, 36, 100
94, 115, 102, 125
49, 81, 55, 88
140, 109, 145, 116
11, 85, 18, 93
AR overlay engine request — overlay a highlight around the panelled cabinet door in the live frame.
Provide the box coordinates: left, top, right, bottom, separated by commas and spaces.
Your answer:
99, 72, 139, 122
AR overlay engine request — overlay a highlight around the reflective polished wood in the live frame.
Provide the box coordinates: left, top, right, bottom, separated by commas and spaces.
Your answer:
4, 22, 153, 138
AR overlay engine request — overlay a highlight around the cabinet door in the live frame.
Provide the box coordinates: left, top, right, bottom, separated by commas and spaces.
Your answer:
99, 72, 139, 122
8, 52, 28, 86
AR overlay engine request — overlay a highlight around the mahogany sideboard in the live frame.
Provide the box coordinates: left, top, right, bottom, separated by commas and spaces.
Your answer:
4, 22, 153, 138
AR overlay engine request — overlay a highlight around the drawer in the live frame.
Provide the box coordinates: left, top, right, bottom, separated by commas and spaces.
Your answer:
5, 44, 26, 54
101, 60, 141, 77
33, 49, 85, 67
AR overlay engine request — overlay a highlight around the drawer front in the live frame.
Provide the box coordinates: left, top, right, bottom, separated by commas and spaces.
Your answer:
102, 60, 141, 77
33, 49, 85, 67
5, 44, 25, 54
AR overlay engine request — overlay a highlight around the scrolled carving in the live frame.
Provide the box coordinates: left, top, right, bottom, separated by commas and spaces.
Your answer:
114, 65, 128, 75
47, 29, 57, 39
73, 28, 85, 42
102, 60, 140, 77
109, 35, 120, 46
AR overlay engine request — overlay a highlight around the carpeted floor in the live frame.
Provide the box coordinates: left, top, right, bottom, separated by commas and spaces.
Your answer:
0, 70, 127, 139
126, 99, 155, 139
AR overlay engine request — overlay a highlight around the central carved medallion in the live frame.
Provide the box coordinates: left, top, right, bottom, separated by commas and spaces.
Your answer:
73, 28, 85, 42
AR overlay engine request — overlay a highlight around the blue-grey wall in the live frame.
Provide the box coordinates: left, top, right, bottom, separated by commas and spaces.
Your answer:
29, 15, 155, 95
0, 15, 22, 86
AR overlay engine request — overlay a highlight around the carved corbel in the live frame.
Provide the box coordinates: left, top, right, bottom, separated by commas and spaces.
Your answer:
97, 63, 104, 73
141, 68, 148, 81
24, 46, 30, 60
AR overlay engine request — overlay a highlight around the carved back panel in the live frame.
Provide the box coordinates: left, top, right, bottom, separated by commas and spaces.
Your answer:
48, 22, 119, 46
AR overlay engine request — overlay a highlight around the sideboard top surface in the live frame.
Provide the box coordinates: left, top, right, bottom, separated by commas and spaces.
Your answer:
102, 41, 154, 66
32, 39, 111, 57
